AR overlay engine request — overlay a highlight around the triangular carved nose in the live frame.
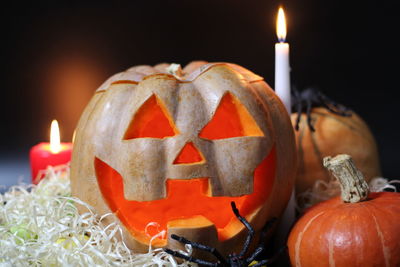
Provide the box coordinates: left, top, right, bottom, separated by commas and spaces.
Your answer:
173, 142, 204, 164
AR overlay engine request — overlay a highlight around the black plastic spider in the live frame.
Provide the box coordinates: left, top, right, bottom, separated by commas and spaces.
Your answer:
292, 87, 352, 132
164, 201, 284, 267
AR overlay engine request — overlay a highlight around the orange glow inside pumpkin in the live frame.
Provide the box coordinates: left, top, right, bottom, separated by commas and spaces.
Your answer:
95, 90, 275, 245
199, 92, 264, 139
95, 147, 275, 245
123, 94, 178, 139
173, 142, 204, 164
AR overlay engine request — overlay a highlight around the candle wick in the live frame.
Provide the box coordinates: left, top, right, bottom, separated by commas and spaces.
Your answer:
278, 37, 286, 43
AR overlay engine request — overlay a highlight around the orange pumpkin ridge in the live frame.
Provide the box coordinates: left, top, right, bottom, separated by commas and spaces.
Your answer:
289, 193, 400, 267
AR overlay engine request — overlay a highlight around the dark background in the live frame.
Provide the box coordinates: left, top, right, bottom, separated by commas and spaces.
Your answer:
0, 0, 400, 266
0, 1, 397, 178
0, 1, 397, 265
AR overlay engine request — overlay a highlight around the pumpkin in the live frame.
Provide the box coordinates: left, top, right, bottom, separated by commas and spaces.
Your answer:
70, 61, 297, 257
291, 106, 381, 206
288, 154, 400, 267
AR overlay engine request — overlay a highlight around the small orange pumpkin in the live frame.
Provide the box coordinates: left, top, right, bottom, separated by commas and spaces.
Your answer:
70, 61, 297, 256
288, 154, 400, 267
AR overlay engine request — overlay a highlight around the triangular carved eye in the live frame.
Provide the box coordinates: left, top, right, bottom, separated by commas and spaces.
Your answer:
199, 92, 264, 140
123, 94, 178, 139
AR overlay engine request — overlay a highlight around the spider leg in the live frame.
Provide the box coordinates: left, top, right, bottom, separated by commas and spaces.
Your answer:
290, 86, 303, 131
291, 86, 300, 104
245, 218, 278, 264
248, 246, 287, 267
170, 234, 228, 266
245, 246, 264, 264
306, 98, 316, 132
295, 100, 303, 131
231, 201, 254, 258
323, 101, 352, 117
318, 92, 352, 116
324, 102, 352, 116
164, 248, 219, 267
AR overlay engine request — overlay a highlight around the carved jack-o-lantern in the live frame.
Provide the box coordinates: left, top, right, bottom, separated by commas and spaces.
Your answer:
70, 61, 296, 256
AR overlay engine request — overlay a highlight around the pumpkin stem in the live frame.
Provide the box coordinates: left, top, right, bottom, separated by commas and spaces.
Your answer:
323, 154, 369, 203
166, 63, 184, 78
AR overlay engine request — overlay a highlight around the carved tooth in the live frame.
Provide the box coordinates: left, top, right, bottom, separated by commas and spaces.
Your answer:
122, 173, 166, 201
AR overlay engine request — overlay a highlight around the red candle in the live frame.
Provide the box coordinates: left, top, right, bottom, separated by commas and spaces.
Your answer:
30, 120, 72, 184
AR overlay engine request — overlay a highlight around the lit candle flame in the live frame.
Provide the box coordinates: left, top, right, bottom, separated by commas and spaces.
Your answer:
276, 7, 287, 42
50, 120, 62, 153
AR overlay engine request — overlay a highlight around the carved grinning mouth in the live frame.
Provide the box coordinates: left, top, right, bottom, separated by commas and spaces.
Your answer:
94, 83, 276, 245
94, 146, 276, 245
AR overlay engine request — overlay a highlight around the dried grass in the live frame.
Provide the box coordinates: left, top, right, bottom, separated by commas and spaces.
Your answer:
0, 165, 196, 267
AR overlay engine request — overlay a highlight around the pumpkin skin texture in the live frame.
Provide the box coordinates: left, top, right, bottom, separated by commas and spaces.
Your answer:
291, 107, 381, 199
70, 61, 297, 256
287, 192, 400, 267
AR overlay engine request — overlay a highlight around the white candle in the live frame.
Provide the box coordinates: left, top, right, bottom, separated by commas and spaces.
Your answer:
274, 6, 296, 249
275, 7, 291, 113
